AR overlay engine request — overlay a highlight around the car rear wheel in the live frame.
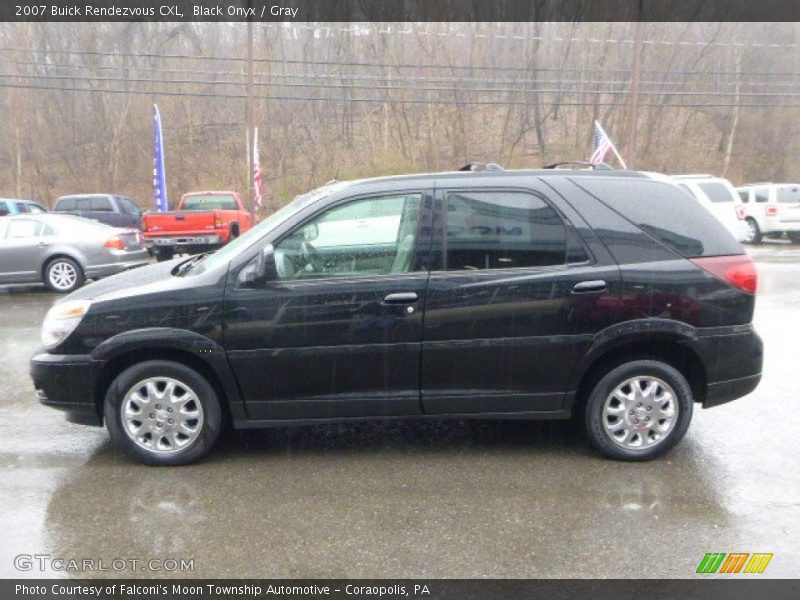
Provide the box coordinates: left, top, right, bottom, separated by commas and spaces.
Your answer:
155, 248, 175, 262
104, 361, 222, 466
584, 360, 693, 461
44, 257, 85, 293
744, 218, 762, 244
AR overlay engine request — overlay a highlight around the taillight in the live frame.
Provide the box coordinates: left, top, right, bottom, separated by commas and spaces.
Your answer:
690, 255, 757, 294
140, 219, 147, 232
766, 205, 778, 217
735, 206, 746, 220
104, 235, 125, 250
214, 214, 222, 228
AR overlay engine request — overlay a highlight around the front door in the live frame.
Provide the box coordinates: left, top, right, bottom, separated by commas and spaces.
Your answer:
223, 190, 432, 421
421, 186, 621, 415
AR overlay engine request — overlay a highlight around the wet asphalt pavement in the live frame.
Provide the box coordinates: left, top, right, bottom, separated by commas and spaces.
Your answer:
0, 244, 798, 579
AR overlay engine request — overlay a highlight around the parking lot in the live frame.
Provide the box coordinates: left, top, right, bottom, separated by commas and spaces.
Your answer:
1, 244, 798, 579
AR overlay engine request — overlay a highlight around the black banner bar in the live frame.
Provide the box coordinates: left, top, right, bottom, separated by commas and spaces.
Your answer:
2, 0, 800, 23
3, 579, 800, 600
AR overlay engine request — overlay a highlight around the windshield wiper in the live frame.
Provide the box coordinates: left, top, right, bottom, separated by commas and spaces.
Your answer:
174, 253, 209, 276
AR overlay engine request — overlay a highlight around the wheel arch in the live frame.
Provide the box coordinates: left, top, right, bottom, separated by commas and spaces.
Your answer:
91, 328, 244, 426
569, 322, 707, 413
40, 252, 85, 281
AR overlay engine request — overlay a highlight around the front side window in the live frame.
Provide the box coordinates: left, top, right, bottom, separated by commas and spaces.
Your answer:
444, 190, 567, 270
56, 198, 76, 211
120, 197, 142, 214
274, 193, 422, 280
90, 197, 113, 211
738, 190, 749, 203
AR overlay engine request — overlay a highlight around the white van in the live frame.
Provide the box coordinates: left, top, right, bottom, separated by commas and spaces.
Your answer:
735, 183, 800, 244
670, 175, 746, 242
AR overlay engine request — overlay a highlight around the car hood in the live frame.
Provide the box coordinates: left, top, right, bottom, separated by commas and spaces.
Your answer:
63, 258, 186, 303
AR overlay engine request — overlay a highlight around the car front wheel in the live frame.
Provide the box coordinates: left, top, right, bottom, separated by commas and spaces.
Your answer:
104, 361, 222, 466
584, 360, 693, 461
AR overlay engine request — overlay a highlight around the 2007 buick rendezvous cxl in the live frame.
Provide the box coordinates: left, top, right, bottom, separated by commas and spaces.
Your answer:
30, 167, 763, 465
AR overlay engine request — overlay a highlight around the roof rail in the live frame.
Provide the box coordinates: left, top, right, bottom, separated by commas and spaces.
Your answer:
543, 161, 614, 170
672, 174, 715, 179
458, 162, 505, 172
741, 182, 773, 186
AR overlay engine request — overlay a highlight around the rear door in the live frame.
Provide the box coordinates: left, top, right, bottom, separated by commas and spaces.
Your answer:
421, 181, 621, 416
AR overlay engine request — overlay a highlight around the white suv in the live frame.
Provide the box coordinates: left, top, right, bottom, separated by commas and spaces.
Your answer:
671, 175, 746, 242
736, 183, 800, 244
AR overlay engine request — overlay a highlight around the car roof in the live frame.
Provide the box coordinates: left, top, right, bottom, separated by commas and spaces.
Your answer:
56, 193, 114, 199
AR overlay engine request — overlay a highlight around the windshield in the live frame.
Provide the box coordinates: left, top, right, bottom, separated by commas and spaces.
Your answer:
188, 185, 336, 275
181, 194, 238, 211
777, 185, 800, 203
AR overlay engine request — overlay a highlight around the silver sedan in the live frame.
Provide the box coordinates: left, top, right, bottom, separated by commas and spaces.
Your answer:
0, 214, 151, 292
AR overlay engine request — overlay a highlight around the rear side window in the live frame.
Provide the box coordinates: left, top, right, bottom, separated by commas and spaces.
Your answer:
697, 182, 735, 203
574, 179, 742, 258
777, 186, 800, 203
738, 191, 749, 203
755, 189, 769, 203
90, 197, 113, 211
444, 190, 567, 270
55, 197, 76, 211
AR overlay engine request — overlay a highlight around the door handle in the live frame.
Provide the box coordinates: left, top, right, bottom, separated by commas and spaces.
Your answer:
572, 280, 607, 294
383, 292, 418, 304
36, 241, 50, 248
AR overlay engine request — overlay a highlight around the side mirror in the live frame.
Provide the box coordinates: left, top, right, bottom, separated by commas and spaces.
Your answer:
239, 244, 278, 287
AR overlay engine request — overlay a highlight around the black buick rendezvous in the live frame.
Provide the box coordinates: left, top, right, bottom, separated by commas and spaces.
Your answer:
30, 167, 763, 465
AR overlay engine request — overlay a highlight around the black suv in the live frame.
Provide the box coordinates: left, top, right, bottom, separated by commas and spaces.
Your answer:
30, 168, 762, 465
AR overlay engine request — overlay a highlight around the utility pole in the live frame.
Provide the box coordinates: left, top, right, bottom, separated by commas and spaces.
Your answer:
626, 2, 644, 169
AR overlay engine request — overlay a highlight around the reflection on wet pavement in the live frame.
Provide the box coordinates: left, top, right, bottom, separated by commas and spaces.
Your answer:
0, 244, 798, 578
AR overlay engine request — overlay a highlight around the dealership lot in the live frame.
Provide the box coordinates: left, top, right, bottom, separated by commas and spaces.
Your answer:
0, 244, 798, 578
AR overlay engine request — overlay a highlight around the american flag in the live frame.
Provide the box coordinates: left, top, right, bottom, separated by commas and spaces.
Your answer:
252, 127, 264, 209
590, 121, 614, 165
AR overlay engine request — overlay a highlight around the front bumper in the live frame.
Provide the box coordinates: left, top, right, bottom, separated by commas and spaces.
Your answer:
30, 353, 105, 426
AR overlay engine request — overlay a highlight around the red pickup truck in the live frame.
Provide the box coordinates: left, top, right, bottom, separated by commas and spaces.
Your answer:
142, 191, 253, 261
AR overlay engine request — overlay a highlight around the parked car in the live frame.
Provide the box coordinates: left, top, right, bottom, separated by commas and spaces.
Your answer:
671, 175, 746, 242
30, 167, 762, 465
142, 191, 252, 261
0, 198, 48, 215
735, 183, 800, 244
0, 214, 149, 292
53, 194, 143, 230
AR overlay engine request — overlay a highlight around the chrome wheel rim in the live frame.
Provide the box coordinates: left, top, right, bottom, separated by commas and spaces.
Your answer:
121, 377, 204, 454
49, 261, 77, 290
602, 376, 679, 451
746, 221, 757, 242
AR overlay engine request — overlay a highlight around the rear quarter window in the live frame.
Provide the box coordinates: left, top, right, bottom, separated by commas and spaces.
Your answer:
573, 178, 743, 258
55, 198, 76, 211
697, 182, 736, 203
777, 186, 800, 203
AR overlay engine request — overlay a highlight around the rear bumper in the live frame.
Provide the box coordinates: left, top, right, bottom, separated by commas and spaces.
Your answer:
30, 352, 105, 426
145, 235, 222, 248
85, 250, 151, 279
689, 326, 763, 408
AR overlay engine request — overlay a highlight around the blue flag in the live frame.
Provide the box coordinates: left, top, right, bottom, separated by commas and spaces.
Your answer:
153, 104, 169, 212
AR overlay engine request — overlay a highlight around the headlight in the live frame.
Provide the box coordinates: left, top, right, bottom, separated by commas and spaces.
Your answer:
41, 299, 92, 348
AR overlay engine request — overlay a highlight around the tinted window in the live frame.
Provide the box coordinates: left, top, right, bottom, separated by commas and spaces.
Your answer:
55, 197, 76, 211
575, 179, 743, 258
445, 191, 566, 270
777, 186, 800, 203
738, 191, 749, 203
755, 189, 769, 203
75, 197, 92, 210
697, 182, 735, 203
16, 202, 31, 213
275, 194, 422, 280
90, 197, 113, 211
119, 197, 142, 214
182, 194, 238, 211
5, 219, 42, 238
0, 202, 9, 216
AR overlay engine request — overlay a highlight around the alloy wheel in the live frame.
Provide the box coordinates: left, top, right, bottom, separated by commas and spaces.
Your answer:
601, 376, 679, 451
48, 261, 77, 290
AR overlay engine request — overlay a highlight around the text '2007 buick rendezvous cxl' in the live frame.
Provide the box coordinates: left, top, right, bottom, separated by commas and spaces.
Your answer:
31, 166, 762, 465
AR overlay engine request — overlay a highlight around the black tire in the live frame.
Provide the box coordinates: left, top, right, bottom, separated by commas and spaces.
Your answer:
104, 360, 222, 466
44, 256, 85, 293
584, 360, 693, 461
229, 223, 240, 240
744, 218, 762, 245
155, 248, 175, 262
788, 232, 800, 244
